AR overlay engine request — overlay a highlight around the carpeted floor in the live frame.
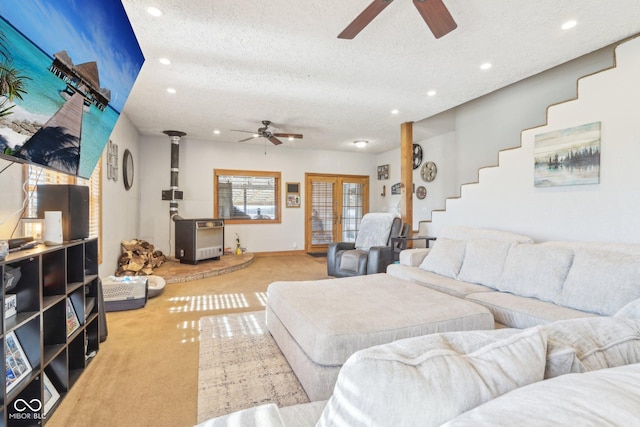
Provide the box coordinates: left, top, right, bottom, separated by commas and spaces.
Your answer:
197, 311, 309, 423
46, 253, 328, 427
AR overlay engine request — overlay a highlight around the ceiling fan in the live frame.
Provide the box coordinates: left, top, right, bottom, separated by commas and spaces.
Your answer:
338, 0, 457, 40
233, 120, 303, 145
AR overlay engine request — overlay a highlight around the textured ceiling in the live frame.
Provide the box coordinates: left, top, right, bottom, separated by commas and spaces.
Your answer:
120, 0, 640, 153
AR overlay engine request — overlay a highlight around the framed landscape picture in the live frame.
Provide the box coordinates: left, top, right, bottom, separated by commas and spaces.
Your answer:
534, 122, 601, 187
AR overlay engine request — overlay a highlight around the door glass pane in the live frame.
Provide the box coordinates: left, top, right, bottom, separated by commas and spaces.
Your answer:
342, 182, 364, 242
311, 181, 334, 245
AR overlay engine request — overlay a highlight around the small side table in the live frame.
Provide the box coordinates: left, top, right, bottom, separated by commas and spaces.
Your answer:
392, 236, 437, 261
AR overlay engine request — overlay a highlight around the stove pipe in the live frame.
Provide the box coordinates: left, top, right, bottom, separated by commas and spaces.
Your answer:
162, 130, 186, 221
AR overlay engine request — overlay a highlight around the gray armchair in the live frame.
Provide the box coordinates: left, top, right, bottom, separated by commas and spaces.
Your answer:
327, 213, 404, 278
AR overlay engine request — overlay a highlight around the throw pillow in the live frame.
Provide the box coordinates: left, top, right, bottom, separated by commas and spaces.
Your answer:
542, 317, 640, 378
418, 238, 466, 278
561, 249, 640, 315
317, 327, 547, 427
497, 244, 573, 303
457, 239, 513, 288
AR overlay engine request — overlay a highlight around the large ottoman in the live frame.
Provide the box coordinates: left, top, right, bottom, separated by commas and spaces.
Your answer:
266, 273, 494, 400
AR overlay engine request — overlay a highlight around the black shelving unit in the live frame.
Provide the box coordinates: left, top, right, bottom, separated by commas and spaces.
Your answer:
1, 239, 100, 426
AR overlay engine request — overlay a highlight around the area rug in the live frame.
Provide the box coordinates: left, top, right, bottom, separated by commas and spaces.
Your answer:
197, 311, 310, 423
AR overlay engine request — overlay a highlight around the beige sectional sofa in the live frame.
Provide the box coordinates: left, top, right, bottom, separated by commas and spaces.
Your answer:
198, 316, 640, 426
388, 226, 640, 328
196, 226, 640, 426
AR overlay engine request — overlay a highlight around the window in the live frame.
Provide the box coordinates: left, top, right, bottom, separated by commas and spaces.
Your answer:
23, 160, 102, 261
214, 169, 281, 224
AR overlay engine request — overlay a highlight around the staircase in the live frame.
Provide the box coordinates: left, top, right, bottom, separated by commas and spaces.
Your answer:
419, 34, 640, 244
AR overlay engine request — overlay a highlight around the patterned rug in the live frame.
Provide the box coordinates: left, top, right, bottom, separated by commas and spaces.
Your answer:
197, 311, 309, 423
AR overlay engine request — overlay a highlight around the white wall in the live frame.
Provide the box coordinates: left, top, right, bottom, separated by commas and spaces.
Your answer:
411, 45, 616, 229
137, 136, 377, 255
430, 36, 640, 244
99, 113, 141, 276
0, 112, 140, 276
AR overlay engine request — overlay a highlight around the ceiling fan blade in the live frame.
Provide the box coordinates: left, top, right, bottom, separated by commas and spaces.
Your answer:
413, 0, 457, 39
268, 137, 283, 145
231, 129, 257, 134
273, 133, 303, 139
238, 136, 257, 142
338, 0, 394, 39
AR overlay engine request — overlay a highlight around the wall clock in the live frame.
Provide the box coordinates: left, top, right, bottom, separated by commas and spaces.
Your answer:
416, 186, 427, 200
421, 161, 438, 182
412, 144, 423, 170
123, 149, 134, 191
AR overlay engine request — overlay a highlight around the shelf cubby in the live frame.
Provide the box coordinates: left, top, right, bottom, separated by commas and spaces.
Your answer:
0, 239, 100, 425
43, 300, 66, 366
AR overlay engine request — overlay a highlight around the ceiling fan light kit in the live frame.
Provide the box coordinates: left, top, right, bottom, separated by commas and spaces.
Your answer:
338, 0, 457, 40
233, 120, 303, 145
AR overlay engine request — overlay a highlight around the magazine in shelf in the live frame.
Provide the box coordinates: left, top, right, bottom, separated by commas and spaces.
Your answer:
66, 298, 81, 336
5, 331, 33, 393
43, 372, 61, 416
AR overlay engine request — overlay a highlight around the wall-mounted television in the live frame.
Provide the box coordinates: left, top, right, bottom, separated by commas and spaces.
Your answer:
0, 0, 144, 178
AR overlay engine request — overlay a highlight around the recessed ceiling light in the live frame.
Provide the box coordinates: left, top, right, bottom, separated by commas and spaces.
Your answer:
480, 62, 492, 70
562, 20, 577, 30
166, 88, 176, 94
427, 90, 437, 97
253, 134, 259, 138
213, 130, 221, 135
288, 137, 294, 141
354, 140, 368, 148
391, 109, 399, 115
159, 58, 171, 65
146, 6, 163, 17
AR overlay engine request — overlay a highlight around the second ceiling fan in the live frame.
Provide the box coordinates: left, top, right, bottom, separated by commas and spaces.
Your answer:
235, 120, 303, 145
338, 0, 457, 40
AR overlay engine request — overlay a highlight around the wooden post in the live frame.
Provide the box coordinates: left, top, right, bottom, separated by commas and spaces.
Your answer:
401, 122, 413, 232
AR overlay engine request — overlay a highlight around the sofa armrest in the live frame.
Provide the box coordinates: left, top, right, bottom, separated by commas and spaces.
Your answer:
399, 248, 431, 267
195, 403, 285, 427
366, 246, 393, 275
327, 242, 356, 276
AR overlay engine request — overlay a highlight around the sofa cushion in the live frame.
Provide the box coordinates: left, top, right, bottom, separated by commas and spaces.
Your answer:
194, 403, 285, 427
387, 264, 494, 299
438, 226, 534, 243
317, 327, 547, 427
443, 363, 640, 427
465, 291, 598, 329
457, 239, 513, 288
542, 317, 640, 378
497, 244, 574, 303
418, 238, 466, 278
267, 274, 494, 365
561, 249, 640, 315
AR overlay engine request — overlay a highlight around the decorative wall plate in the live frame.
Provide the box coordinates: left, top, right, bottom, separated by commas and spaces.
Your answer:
412, 144, 423, 170
416, 185, 427, 200
421, 161, 437, 182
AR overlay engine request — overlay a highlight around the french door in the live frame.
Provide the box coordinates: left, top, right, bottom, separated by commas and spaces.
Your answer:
305, 173, 369, 253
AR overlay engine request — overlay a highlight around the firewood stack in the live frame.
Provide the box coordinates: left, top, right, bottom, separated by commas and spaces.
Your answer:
116, 239, 167, 276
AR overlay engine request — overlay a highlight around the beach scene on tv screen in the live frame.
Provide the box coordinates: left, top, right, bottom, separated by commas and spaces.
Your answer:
0, 0, 144, 178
